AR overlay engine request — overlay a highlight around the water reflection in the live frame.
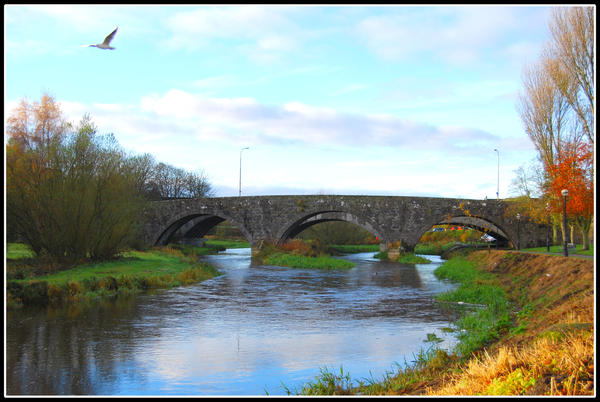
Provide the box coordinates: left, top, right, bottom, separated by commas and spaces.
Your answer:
6, 249, 458, 396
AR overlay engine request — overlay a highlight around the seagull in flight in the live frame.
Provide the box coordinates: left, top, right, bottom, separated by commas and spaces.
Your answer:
84, 27, 118, 50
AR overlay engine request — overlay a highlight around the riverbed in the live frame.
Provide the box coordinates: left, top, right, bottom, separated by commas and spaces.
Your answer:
5, 249, 460, 396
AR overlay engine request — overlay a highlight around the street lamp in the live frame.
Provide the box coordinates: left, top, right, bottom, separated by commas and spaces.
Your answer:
494, 149, 500, 199
239, 147, 249, 197
561, 189, 568, 257
546, 203, 552, 252
516, 213, 521, 250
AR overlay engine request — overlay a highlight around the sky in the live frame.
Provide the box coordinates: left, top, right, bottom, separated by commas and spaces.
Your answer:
4, 4, 561, 199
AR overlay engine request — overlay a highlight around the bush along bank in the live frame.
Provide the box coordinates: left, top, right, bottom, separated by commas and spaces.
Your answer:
291, 250, 594, 396
6, 246, 221, 310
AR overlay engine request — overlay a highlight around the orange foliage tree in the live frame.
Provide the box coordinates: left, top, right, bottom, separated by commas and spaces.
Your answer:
545, 142, 593, 249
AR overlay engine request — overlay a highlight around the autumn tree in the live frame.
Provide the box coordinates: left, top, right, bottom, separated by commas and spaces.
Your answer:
7, 95, 144, 263
545, 142, 593, 249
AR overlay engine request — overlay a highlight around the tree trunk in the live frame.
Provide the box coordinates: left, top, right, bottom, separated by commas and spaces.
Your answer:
561, 221, 568, 248
581, 228, 590, 250
569, 224, 574, 244
576, 217, 591, 251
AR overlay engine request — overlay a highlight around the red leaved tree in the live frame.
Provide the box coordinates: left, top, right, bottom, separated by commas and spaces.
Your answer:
545, 142, 593, 249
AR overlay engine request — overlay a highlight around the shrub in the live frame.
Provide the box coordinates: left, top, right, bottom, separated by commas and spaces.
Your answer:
21, 281, 49, 305
47, 283, 65, 305
117, 275, 135, 289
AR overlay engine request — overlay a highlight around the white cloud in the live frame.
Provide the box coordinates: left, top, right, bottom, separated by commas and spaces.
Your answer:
59, 89, 501, 155
161, 5, 302, 63
355, 6, 540, 66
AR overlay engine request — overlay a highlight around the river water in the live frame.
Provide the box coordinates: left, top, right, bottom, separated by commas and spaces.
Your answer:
5, 249, 460, 396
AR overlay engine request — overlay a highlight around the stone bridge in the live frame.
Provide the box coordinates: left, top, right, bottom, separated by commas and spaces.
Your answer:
140, 195, 548, 255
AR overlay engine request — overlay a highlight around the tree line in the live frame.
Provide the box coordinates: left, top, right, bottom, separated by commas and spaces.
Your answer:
511, 6, 594, 249
6, 94, 213, 264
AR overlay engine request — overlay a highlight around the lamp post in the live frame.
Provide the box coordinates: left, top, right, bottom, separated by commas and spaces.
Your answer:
494, 149, 499, 199
561, 189, 568, 257
546, 203, 551, 252
239, 147, 249, 197
516, 213, 521, 250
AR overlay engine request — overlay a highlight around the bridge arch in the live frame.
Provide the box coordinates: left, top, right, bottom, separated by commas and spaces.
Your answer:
152, 211, 252, 246
276, 210, 385, 245
418, 214, 511, 246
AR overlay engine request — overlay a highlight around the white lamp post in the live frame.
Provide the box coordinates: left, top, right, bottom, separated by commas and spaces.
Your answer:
239, 147, 249, 197
516, 213, 521, 250
494, 149, 499, 199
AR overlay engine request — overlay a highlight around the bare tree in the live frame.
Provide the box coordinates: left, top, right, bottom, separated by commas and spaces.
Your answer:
509, 159, 545, 198
517, 57, 572, 169
146, 162, 214, 199
547, 7, 594, 145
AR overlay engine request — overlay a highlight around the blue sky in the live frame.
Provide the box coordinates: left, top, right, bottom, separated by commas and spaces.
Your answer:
4, 5, 556, 198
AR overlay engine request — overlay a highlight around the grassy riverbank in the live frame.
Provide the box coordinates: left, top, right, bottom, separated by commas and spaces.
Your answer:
292, 250, 594, 396
521, 243, 594, 256
6, 245, 221, 309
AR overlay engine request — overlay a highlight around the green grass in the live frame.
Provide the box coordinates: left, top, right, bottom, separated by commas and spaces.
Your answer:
373, 251, 431, 264
397, 254, 431, 264
264, 252, 355, 270
414, 243, 444, 255
12, 249, 200, 285
433, 257, 511, 358
6, 243, 35, 259
329, 244, 380, 254
204, 239, 250, 249
521, 244, 593, 256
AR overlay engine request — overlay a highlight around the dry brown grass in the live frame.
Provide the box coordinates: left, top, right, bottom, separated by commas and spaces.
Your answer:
421, 250, 594, 396
427, 330, 593, 395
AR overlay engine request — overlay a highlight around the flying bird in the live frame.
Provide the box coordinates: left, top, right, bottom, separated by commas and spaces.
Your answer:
84, 27, 118, 50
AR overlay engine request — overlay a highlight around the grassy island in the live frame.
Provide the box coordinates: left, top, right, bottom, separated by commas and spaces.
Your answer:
253, 240, 355, 270
262, 251, 354, 270
374, 251, 431, 264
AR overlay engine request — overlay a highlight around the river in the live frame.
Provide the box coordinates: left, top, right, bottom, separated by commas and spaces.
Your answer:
5, 249, 460, 396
